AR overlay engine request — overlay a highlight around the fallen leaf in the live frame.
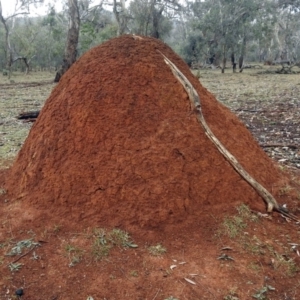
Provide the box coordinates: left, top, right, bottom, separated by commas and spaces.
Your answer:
184, 278, 196, 285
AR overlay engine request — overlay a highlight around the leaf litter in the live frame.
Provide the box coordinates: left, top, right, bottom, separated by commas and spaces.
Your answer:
200, 68, 300, 169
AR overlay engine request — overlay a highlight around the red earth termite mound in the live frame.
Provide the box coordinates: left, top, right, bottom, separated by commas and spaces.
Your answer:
5, 35, 285, 228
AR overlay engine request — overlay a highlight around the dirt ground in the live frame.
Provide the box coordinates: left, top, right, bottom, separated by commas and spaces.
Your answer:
0, 40, 300, 300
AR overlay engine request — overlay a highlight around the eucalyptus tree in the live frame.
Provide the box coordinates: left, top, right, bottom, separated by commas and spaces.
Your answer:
0, 18, 5, 66
201, 0, 260, 72
0, 0, 43, 75
248, 1, 277, 62
79, 2, 116, 51
234, 0, 263, 71
9, 16, 42, 73
38, 7, 67, 69
54, 0, 118, 81
128, 0, 181, 38
184, 0, 261, 72
54, 0, 80, 82
248, 0, 300, 66
113, 0, 130, 35
275, 0, 300, 62
279, 0, 300, 9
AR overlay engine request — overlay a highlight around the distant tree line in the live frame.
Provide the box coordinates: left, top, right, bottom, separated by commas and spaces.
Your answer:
0, 0, 299, 74
180, 0, 300, 72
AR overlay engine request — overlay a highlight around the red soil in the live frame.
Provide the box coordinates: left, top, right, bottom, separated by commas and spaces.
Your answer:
0, 35, 299, 299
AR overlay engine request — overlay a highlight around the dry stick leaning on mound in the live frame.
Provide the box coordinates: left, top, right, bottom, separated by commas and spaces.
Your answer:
159, 51, 299, 222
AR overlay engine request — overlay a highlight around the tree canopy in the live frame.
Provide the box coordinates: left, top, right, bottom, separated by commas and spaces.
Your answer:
0, 0, 299, 73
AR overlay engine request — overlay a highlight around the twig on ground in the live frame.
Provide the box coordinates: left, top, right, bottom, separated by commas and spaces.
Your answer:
260, 144, 298, 149
8, 245, 38, 265
152, 289, 160, 300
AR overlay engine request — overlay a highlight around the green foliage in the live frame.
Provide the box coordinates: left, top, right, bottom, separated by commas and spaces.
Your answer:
92, 228, 111, 260
0, 0, 300, 77
128, 0, 173, 38
8, 262, 23, 272
252, 285, 275, 299
64, 244, 84, 267
181, 30, 205, 65
219, 204, 258, 238
91, 228, 138, 261
224, 294, 239, 300
243, 236, 266, 255
95, 24, 118, 44
6, 239, 40, 256
148, 244, 167, 256
129, 270, 138, 277
42, 6, 57, 27
92, 242, 111, 260
237, 203, 258, 222
79, 10, 117, 53
189, 0, 261, 69
108, 228, 138, 248
80, 22, 97, 50
178, 0, 300, 69
222, 216, 247, 238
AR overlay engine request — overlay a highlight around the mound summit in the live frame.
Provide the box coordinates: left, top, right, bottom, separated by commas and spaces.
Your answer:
5, 35, 284, 228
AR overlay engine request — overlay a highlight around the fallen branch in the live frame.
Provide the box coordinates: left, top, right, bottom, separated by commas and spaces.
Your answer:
159, 51, 287, 215
0, 80, 53, 89
234, 109, 265, 113
8, 246, 37, 266
17, 110, 40, 120
260, 144, 298, 149
243, 64, 263, 69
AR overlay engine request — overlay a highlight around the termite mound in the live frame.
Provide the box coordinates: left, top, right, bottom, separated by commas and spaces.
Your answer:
5, 35, 284, 228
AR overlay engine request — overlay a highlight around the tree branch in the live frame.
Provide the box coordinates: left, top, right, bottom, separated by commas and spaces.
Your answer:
159, 51, 282, 214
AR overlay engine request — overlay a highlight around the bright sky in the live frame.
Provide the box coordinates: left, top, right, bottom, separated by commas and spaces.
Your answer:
1, 0, 63, 18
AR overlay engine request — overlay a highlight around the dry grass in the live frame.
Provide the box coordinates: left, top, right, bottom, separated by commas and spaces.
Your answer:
198, 65, 300, 109
0, 71, 55, 168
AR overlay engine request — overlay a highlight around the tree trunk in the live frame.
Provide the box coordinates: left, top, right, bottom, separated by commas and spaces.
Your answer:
12, 57, 30, 74
113, 0, 127, 36
0, 2, 13, 76
231, 52, 236, 73
221, 45, 227, 73
54, 0, 80, 83
151, 3, 164, 38
239, 35, 247, 72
